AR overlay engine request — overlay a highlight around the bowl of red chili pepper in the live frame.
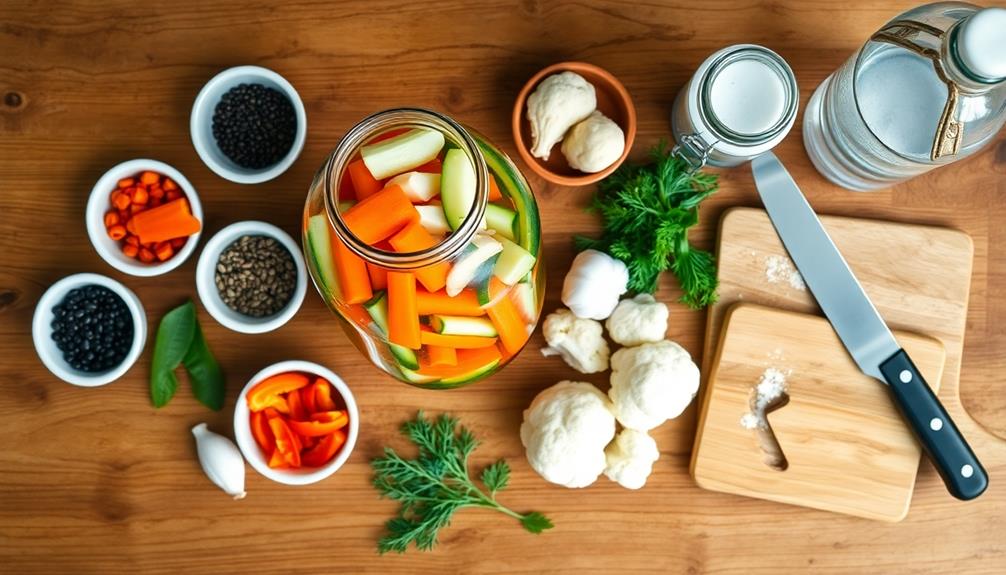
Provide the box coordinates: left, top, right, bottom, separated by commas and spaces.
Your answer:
234, 360, 359, 485
86, 159, 203, 277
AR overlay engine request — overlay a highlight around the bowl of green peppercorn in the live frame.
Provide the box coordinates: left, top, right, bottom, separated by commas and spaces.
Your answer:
190, 65, 307, 184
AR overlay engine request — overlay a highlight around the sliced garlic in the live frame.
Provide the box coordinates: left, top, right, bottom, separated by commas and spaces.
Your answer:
192, 423, 247, 500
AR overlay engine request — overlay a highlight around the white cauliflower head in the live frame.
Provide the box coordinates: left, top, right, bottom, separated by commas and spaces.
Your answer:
561, 111, 626, 173
608, 340, 700, 431
520, 381, 616, 488
605, 294, 669, 347
541, 309, 609, 374
526, 71, 597, 160
604, 428, 660, 490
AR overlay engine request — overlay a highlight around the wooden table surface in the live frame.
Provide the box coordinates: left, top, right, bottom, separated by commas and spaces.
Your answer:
2, 1, 1005, 573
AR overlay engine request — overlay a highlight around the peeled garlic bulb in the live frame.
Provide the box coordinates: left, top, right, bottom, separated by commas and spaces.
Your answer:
192, 423, 247, 500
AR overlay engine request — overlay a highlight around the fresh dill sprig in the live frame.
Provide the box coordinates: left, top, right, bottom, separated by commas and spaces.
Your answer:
576, 141, 719, 309
372, 412, 553, 554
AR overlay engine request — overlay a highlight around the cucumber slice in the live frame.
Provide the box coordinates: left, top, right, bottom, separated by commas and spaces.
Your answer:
446, 234, 502, 296
493, 236, 537, 286
484, 204, 516, 241
511, 281, 537, 323
362, 291, 420, 370
440, 356, 501, 385
361, 129, 445, 179
430, 315, 498, 337
477, 138, 541, 256
387, 171, 441, 202
441, 148, 477, 231
398, 366, 440, 385
306, 214, 338, 297
416, 205, 450, 236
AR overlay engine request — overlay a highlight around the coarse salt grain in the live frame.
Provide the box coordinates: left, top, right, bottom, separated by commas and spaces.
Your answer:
740, 367, 789, 430
764, 255, 806, 291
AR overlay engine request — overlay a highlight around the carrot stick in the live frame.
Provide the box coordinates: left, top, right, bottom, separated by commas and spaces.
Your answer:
426, 345, 457, 367
341, 185, 419, 245
117, 177, 135, 189
139, 171, 160, 186
331, 230, 373, 305
366, 263, 388, 291
387, 220, 449, 292
418, 346, 501, 378
347, 159, 383, 200
420, 329, 498, 349
128, 198, 200, 244
488, 175, 503, 201
339, 168, 356, 202
387, 272, 421, 349
486, 293, 529, 354
415, 288, 484, 316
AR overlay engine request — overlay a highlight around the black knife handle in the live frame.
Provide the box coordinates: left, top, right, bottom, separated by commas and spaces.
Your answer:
880, 349, 988, 501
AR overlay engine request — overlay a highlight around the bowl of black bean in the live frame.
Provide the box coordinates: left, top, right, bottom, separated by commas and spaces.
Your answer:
190, 66, 307, 184
32, 273, 146, 387
196, 221, 307, 334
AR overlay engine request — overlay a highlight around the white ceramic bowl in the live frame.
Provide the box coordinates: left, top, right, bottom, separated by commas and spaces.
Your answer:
195, 221, 307, 334
86, 159, 203, 277
190, 65, 307, 184
32, 273, 147, 387
234, 360, 359, 485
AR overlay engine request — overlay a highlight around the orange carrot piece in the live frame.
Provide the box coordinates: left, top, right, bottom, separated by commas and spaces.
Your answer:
122, 243, 139, 258
369, 128, 409, 144
166, 189, 182, 201
418, 346, 502, 378
366, 263, 388, 291
137, 248, 155, 263
488, 176, 503, 201
331, 231, 373, 305
154, 242, 174, 262
130, 204, 146, 216
107, 225, 127, 241
170, 236, 187, 250
162, 177, 178, 191
341, 185, 419, 245
347, 159, 383, 200
104, 211, 120, 228
140, 171, 160, 185
129, 198, 200, 244
117, 177, 135, 189
416, 158, 442, 174
387, 272, 421, 349
420, 329, 498, 349
131, 187, 149, 205
486, 293, 529, 354
112, 191, 132, 210
387, 220, 449, 292
415, 288, 485, 316
125, 234, 140, 246
426, 345, 457, 367
148, 186, 165, 200
338, 169, 356, 202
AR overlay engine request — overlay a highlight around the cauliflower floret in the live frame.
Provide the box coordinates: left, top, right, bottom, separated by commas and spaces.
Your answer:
526, 72, 597, 161
605, 294, 669, 346
608, 340, 700, 431
561, 111, 626, 173
540, 309, 610, 374
520, 381, 616, 488
604, 428, 660, 489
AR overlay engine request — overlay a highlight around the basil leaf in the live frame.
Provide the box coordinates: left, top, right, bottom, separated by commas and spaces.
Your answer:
150, 300, 196, 407
183, 323, 224, 411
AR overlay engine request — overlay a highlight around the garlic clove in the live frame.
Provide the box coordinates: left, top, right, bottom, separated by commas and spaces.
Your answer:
192, 423, 247, 500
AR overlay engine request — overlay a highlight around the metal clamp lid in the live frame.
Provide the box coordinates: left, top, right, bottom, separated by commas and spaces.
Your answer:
672, 133, 717, 173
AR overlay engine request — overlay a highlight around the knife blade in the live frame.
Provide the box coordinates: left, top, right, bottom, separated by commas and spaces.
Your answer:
751, 152, 987, 501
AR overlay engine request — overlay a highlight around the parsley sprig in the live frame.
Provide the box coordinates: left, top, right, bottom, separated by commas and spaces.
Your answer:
576, 142, 719, 308
372, 412, 553, 554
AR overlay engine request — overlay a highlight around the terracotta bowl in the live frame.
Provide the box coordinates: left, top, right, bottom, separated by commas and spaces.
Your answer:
512, 62, 636, 186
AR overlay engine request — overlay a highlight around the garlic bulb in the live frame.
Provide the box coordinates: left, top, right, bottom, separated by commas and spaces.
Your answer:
526, 71, 597, 160
561, 111, 625, 173
561, 250, 629, 320
192, 423, 247, 500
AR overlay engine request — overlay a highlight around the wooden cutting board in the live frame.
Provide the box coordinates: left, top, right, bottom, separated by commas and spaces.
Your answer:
691, 208, 1005, 520
692, 303, 946, 521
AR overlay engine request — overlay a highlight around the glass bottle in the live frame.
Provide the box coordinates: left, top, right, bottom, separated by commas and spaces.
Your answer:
803, 3, 1006, 191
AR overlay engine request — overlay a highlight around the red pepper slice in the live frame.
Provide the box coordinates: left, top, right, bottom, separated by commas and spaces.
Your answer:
247, 372, 310, 412
313, 378, 338, 412
301, 429, 347, 467
288, 410, 349, 437
266, 415, 302, 468
268, 448, 288, 469
249, 411, 275, 454
285, 386, 309, 421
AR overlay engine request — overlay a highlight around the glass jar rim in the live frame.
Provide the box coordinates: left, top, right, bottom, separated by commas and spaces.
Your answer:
323, 107, 489, 270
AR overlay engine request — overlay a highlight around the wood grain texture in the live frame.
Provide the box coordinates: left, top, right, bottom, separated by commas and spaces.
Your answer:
1, 1, 1005, 573
693, 303, 947, 522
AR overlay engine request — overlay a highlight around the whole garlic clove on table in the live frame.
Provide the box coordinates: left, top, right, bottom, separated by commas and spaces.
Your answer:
192, 423, 247, 500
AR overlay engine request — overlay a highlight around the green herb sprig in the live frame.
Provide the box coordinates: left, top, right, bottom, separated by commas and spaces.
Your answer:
576, 142, 719, 308
150, 300, 224, 410
372, 412, 553, 554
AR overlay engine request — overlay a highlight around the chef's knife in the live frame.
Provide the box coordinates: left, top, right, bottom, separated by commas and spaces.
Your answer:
751, 152, 987, 501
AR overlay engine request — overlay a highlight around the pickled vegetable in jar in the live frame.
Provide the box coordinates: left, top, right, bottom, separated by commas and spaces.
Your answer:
303, 108, 544, 388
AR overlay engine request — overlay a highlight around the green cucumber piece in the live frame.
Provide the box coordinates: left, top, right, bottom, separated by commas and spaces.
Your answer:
477, 138, 541, 256
362, 291, 419, 370
416, 204, 450, 236
446, 234, 502, 296
430, 315, 498, 337
306, 214, 339, 297
493, 236, 537, 286
440, 356, 501, 385
398, 366, 440, 386
484, 203, 516, 241
441, 148, 477, 231
473, 254, 502, 306
361, 129, 445, 179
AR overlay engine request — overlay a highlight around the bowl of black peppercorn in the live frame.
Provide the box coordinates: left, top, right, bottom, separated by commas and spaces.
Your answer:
32, 273, 147, 387
191, 66, 307, 184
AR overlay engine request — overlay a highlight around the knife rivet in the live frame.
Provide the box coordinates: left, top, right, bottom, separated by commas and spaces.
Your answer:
899, 370, 913, 383
930, 418, 943, 431
961, 465, 974, 478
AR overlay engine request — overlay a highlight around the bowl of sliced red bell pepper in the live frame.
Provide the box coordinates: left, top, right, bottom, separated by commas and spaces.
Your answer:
234, 360, 359, 485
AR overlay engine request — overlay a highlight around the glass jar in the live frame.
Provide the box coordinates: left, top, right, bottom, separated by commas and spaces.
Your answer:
303, 108, 544, 388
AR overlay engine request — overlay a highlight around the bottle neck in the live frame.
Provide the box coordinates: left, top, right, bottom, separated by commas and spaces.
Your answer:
945, 21, 1002, 93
